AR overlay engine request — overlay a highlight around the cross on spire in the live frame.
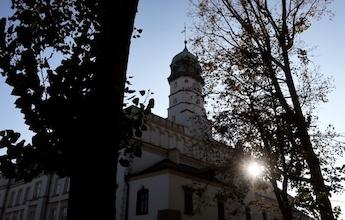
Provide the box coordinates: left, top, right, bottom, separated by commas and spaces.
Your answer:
183, 23, 187, 46
181, 23, 187, 49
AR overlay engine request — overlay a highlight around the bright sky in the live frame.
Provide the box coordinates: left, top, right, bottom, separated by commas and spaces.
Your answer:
0, 0, 345, 217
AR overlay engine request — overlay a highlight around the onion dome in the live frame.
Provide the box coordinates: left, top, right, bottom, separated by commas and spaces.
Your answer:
168, 45, 204, 84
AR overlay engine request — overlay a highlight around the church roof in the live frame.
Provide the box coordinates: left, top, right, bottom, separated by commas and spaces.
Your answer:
129, 159, 219, 183
168, 46, 204, 84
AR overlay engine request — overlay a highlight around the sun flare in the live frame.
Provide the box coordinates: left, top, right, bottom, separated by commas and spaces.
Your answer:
247, 161, 263, 178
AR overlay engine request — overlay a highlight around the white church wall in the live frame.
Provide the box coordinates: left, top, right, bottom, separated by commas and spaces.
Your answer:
116, 161, 129, 220
128, 174, 170, 220
168, 173, 219, 220
129, 147, 166, 173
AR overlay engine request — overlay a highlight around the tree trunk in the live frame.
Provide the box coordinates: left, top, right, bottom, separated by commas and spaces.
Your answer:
278, 2, 334, 215
271, 180, 293, 220
66, 0, 139, 219
297, 123, 335, 220
280, 44, 334, 220
67, 139, 118, 219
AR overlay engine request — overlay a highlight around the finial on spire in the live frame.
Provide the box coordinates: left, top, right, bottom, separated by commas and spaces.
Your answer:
182, 23, 188, 50
184, 23, 187, 45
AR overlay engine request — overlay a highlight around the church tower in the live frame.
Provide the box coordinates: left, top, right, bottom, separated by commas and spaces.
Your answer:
167, 43, 211, 137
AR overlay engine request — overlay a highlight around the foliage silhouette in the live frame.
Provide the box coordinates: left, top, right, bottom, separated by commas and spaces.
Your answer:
191, 0, 344, 219
0, 0, 152, 219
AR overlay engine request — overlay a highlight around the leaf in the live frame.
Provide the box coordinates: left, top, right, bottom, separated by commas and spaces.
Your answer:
145, 98, 154, 112
139, 90, 145, 96
9, 132, 20, 143
132, 98, 139, 105
119, 158, 130, 167
134, 129, 142, 138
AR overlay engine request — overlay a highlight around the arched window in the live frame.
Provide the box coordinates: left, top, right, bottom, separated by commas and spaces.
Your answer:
183, 187, 194, 215
136, 187, 148, 215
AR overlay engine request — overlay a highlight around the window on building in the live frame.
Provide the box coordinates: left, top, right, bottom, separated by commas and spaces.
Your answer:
18, 210, 24, 220
183, 187, 193, 215
217, 200, 225, 220
4, 213, 10, 220
196, 99, 200, 104
136, 187, 148, 215
8, 191, 15, 207
63, 178, 70, 194
60, 207, 68, 220
262, 211, 268, 220
23, 187, 30, 204
245, 207, 251, 220
53, 178, 61, 196
48, 207, 57, 220
184, 79, 189, 83
172, 116, 176, 121
15, 189, 22, 206
27, 206, 36, 220
173, 98, 177, 105
174, 82, 178, 88
33, 181, 42, 199
11, 211, 18, 220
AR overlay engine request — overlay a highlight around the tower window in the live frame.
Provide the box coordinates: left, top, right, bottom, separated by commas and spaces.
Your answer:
136, 187, 149, 215
174, 82, 178, 88
184, 79, 189, 83
196, 99, 200, 104
173, 98, 177, 104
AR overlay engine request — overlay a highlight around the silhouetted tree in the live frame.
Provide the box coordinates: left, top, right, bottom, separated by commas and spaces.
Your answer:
191, 0, 344, 219
0, 0, 152, 219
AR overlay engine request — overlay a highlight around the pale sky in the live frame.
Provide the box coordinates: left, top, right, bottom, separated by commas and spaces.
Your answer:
0, 0, 345, 217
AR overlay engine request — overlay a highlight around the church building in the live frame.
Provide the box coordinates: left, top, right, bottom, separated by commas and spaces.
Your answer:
0, 45, 311, 220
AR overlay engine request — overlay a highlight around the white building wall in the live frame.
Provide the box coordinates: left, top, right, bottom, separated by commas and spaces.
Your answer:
116, 162, 129, 220
168, 76, 205, 127
129, 150, 166, 174
128, 174, 170, 220
168, 174, 219, 220
0, 174, 69, 220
